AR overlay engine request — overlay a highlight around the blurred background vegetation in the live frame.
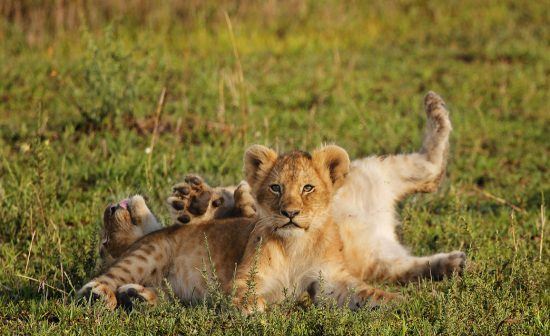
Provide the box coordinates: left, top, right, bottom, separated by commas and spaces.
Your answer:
0, 1, 548, 334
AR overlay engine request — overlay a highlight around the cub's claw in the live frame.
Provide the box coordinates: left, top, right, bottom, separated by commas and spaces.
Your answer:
116, 284, 157, 311
429, 251, 466, 280
77, 281, 117, 310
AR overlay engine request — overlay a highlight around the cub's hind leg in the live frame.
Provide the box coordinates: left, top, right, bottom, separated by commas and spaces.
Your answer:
384, 251, 466, 283
362, 244, 466, 284
316, 267, 402, 310
355, 91, 452, 200
79, 235, 171, 310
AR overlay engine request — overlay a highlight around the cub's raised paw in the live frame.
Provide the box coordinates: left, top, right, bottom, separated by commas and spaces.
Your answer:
429, 251, 466, 280
116, 284, 157, 311
424, 91, 451, 132
77, 281, 117, 310
167, 174, 224, 225
233, 181, 256, 218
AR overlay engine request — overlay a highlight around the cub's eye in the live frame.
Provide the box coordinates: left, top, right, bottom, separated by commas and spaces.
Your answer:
303, 184, 315, 193
269, 184, 282, 194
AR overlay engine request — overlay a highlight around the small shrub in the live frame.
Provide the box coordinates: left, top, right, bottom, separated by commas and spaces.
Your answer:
70, 28, 155, 129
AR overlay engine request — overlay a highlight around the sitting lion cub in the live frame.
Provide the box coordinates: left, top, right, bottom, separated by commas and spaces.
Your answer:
233, 145, 399, 312
79, 145, 397, 311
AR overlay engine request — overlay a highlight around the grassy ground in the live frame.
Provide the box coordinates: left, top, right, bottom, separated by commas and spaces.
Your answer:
0, 1, 548, 334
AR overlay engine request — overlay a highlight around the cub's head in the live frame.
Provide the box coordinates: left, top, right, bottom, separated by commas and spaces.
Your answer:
100, 195, 160, 262
244, 145, 349, 237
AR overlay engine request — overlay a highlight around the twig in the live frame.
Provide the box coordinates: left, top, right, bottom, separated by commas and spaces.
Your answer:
223, 12, 243, 88
63, 271, 77, 294
472, 186, 526, 214
510, 212, 518, 254
24, 230, 36, 274
540, 203, 545, 262
16, 274, 68, 295
223, 12, 248, 141
146, 87, 167, 186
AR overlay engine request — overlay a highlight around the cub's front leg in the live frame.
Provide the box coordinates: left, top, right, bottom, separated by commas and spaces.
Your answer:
232, 233, 278, 314
232, 181, 257, 218
318, 266, 401, 310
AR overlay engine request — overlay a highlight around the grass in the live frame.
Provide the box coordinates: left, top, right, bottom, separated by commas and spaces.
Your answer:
0, 0, 548, 334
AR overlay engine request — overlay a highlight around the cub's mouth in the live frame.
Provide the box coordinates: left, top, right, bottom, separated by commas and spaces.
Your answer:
278, 220, 304, 230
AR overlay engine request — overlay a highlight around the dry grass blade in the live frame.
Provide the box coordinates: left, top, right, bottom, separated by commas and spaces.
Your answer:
146, 87, 167, 186
16, 274, 68, 295
472, 186, 526, 214
24, 230, 36, 274
223, 11, 248, 141
540, 203, 545, 262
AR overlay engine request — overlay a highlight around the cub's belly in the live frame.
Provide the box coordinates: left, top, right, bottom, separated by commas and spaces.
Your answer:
164, 255, 236, 302
164, 256, 207, 302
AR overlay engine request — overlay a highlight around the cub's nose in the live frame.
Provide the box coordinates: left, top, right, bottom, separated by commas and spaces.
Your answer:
109, 204, 119, 216
281, 209, 300, 219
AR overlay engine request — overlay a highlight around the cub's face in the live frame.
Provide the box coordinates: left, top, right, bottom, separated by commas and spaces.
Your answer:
101, 195, 156, 260
244, 145, 350, 237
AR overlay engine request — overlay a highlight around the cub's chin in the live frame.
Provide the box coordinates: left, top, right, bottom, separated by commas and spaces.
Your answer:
274, 220, 307, 238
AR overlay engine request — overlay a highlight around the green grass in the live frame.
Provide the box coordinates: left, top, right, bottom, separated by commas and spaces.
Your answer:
0, 1, 548, 334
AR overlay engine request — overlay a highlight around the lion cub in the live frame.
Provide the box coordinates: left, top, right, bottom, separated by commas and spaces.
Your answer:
233, 145, 399, 312
79, 145, 397, 311
98, 175, 255, 266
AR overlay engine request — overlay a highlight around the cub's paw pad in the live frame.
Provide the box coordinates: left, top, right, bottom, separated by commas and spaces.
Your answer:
172, 184, 191, 197
184, 175, 205, 188
168, 174, 215, 224
77, 282, 117, 310
212, 197, 225, 208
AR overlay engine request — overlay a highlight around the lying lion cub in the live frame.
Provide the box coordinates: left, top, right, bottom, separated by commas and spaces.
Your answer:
98, 176, 255, 266
80, 145, 397, 311
100, 91, 465, 285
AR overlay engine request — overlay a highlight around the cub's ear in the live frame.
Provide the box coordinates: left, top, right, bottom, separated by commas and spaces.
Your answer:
312, 145, 350, 190
244, 145, 278, 191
